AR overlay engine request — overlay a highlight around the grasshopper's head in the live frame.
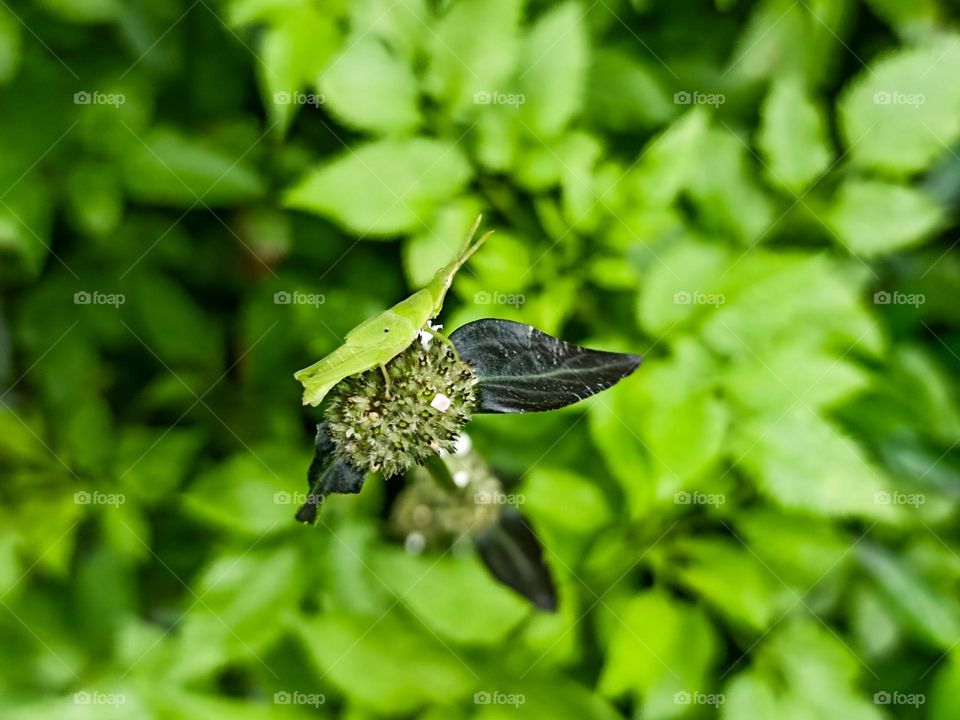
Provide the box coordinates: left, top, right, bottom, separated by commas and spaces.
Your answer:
427, 214, 493, 316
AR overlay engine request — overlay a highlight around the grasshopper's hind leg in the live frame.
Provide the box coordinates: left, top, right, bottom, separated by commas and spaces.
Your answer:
421, 326, 462, 361
379, 363, 392, 398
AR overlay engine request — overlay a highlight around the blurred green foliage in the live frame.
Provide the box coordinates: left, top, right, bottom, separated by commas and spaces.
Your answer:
1, 0, 960, 718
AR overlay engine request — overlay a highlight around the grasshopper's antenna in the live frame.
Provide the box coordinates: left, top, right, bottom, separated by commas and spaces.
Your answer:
442, 215, 492, 277
455, 214, 484, 262
427, 215, 494, 313
460, 229, 493, 265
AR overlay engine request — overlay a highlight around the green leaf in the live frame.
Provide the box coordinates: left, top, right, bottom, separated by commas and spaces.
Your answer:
131, 273, 224, 368
929, 652, 960, 720
519, 2, 588, 138
669, 538, 794, 631
723, 622, 887, 720
346, 0, 431, 60
556, 131, 603, 228
285, 137, 473, 235
372, 549, 530, 645
839, 35, 960, 174
588, 386, 655, 518
584, 49, 673, 132
721, 672, 780, 720
722, 342, 870, 412
636, 238, 729, 334
623, 108, 710, 208
757, 78, 833, 193
258, 7, 339, 134
474, 681, 621, 720
861, 0, 940, 40
687, 127, 775, 244
121, 128, 265, 207
887, 345, 960, 444
0, 409, 52, 466
226, 0, 306, 26
148, 687, 320, 720
523, 466, 611, 534
172, 547, 303, 681
64, 162, 123, 238
732, 407, 897, 520
60, 395, 114, 474
474, 104, 522, 172
848, 584, 901, 659
297, 612, 475, 714
728, 0, 810, 84
0, 180, 53, 280
827, 178, 943, 255
733, 510, 854, 587
425, 0, 522, 118
632, 338, 729, 486
859, 543, 960, 649
116, 427, 205, 504
701, 252, 882, 356
0, 5, 22, 83
182, 449, 309, 536
599, 590, 719, 712
321, 36, 421, 135
36, 0, 121, 23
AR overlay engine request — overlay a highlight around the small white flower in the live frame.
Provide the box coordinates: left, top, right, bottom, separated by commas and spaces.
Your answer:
404, 532, 426, 554
418, 322, 443, 348
453, 433, 472, 455
430, 392, 452, 412
453, 470, 470, 487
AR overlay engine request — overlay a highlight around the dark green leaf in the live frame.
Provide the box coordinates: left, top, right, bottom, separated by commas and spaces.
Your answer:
295, 423, 365, 524
473, 508, 557, 611
450, 319, 641, 413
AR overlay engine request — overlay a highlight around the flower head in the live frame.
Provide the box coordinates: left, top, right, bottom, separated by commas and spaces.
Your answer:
324, 339, 477, 477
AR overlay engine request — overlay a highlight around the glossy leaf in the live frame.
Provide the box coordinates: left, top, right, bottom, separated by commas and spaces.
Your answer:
450, 319, 641, 413
473, 508, 557, 611
295, 424, 365, 524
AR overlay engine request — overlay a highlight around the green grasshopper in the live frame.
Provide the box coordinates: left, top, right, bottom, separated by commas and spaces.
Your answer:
295, 215, 493, 406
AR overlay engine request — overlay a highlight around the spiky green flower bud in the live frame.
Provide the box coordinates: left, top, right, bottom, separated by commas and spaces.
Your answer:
324, 339, 477, 477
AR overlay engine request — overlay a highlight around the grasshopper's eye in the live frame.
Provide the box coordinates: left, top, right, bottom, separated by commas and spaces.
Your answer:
383, 328, 390, 333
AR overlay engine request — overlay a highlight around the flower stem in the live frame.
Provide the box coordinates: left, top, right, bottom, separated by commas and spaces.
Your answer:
424, 454, 459, 494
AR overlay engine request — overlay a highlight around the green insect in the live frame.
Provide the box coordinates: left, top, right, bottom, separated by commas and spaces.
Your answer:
295, 215, 493, 406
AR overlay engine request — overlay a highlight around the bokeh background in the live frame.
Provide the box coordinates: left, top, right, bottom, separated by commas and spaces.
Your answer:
2, 0, 960, 717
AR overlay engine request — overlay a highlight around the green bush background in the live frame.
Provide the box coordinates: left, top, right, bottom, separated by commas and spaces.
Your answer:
2, 0, 960, 717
